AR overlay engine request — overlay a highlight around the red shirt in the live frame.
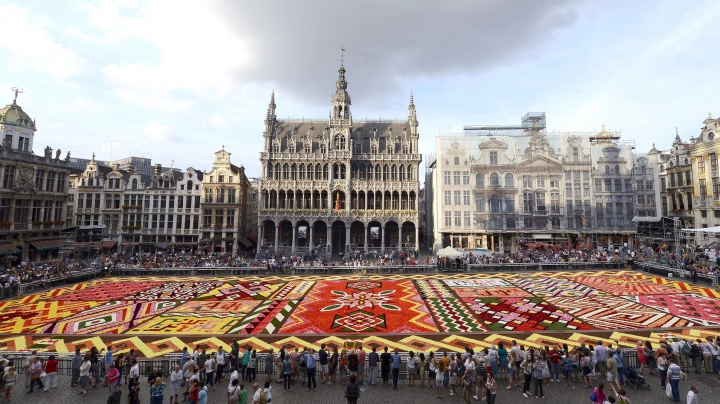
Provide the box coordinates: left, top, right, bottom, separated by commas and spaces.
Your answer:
549, 350, 560, 365
45, 359, 58, 373
189, 386, 199, 401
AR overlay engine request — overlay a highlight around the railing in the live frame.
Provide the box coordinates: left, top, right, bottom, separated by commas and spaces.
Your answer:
0, 352, 169, 378
466, 261, 626, 272
10, 268, 103, 296
635, 261, 718, 286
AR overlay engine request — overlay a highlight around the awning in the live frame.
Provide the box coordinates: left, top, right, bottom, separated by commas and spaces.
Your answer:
29, 238, 65, 251
102, 241, 118, 249
632, 216, 662, 222
531, 234, 553, 239
247, 235, 257, 243
239, 237, 253, 247
0, 243, 19, 256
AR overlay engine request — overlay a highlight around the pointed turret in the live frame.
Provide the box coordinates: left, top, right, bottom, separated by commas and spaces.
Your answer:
674, 127, 682, 144
263, 91, 277, 152
408, 91, 418, 130
331, 64, 351, 122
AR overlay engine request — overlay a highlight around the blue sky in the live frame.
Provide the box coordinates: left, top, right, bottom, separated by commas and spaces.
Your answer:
1, 0, 718, 176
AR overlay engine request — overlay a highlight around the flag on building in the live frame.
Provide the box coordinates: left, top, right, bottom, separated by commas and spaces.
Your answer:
334, 192, 340, 212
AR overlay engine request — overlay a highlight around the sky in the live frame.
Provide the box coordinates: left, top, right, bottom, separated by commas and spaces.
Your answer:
1, 0, 719, 177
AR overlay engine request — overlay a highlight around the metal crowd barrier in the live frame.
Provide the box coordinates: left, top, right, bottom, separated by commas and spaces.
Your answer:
636, 262, 718, 286
466, 261, 626, 272
11, 268, 103, 296
0, 352, 170, 378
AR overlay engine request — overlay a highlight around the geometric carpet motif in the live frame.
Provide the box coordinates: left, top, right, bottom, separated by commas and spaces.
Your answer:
278, 280, 438, 335
123, 282, 224, 300
570, 275, 683, 296
424, 298, 486, 333
195, 281, 283, 300
510, 277, 608, 297
546, 295, 696, 330
464, 297, 593, 331
49, 281, 165, 301
1, 270, 716, 337
40, 300, 181, 334
413, 279, 455, 299
630, 293, 720, 326
0, 301, 100, 333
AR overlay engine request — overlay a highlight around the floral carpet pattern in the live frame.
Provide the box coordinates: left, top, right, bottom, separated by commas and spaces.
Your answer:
0, 270, 718, 336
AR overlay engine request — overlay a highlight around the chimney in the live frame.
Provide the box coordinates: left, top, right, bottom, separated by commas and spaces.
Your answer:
154, 164, 161, 175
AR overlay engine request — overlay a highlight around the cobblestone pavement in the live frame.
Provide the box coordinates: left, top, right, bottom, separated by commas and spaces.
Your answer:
13, 369, 720, 404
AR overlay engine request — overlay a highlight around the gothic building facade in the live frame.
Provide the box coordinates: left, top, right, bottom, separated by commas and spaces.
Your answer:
257, 65, 422, 255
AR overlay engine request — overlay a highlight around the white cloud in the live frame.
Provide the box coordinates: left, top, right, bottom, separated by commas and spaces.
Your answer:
143, 120, 175, 141
209, 114, 227, 128
0, 3, 85, 78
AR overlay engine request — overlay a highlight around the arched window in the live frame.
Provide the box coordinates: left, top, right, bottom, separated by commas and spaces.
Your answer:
407, 165, 414, 180
476, 174, 484, 187
614, 165, 620, 174
490, 196, 501, 212
399, 165, 405, 181
275, 163, 280, 180
605, 165, 610, 175
131, 178, 138, 190
187, 180, 193, 190
383, 165, 389, 181
354, 142, 362, 154
490, 173, 499, 186
391, 165, 397, 180
299, 164, 305, 180
504, 173, 514, 187
573, 148, 578, 162
335, 134, 345, 150
315, 164, 321, 180
306, 164, 313, 180
283, 164, 289, 179
267, 164, 273, 178
454, 157, 460, 165
323, 164, 328, 180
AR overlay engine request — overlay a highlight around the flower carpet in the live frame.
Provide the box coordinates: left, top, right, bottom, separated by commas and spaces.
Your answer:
1, 270, 719, 339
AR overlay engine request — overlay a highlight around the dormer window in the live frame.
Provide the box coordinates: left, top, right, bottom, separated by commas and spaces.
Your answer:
218, 175, 224, 183
288, 142, 295, 153
334, 134, 345, 150
273, 143, 280, 153
304, 142, 311, 153
320, 143, 327, 153
371, 144, 378, 154
354, 143, 362, 154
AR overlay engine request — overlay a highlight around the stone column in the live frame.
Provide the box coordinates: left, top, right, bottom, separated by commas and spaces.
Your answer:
326, 224, 332, 252
345, 224, 350, 252
364, 223, 369, 253
309, 225, 314, 251
274, 225, 279, 252
415, 224, 419, 253
291, 225, 296, 253
398, 225, 403, 252
381, 224, 386, 253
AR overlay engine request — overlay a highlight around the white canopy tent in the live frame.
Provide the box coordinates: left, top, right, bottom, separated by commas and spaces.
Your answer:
679, 226, 720, 248
436, 246, 463, 258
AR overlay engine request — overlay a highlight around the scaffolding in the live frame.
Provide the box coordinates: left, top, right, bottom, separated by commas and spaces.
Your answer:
59, 225, 107, 267
463, 112, 547, 136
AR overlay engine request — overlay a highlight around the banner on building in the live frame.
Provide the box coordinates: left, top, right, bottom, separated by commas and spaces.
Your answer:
298, 226, 307, 239
370, 227, 380, 239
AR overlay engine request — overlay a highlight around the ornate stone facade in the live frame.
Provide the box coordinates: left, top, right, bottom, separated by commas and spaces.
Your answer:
257, 65, 422, 255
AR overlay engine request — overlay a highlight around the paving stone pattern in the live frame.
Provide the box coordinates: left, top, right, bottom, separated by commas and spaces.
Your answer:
13, 369, 720, 404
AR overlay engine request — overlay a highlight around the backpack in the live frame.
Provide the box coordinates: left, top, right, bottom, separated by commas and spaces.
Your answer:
259, 390, 268, 404
455, 360, 465, 376
299, 355, 307, 368
682, 342, 691, 356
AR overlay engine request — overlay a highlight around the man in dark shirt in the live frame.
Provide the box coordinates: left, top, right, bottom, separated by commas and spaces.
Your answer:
368, 347, 379, 386
379, 347, 392, 388
318, 343, 329, 384
147, 367, 162, 385
107, 384, 122, 404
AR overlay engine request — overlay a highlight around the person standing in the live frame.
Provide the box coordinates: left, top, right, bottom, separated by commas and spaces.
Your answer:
687, 385, 699, 404
391, 350, 401, 390
78, 357, 92, 397
345, 374, 360, 404
367, 347, 378, 387
596, 341, 608, 379
357, 345, 366, 386
549, 345, 561, 383
486, 371, 498, 404
196, 381, 208, 404
656, 351, 668, 390
247, 350, 257, 383
265, 349, 275, 384
150, 377, 166, 404
462, 368, 473, 404
282, 354, 292, 391
532, 354, 545, 399
241, 348, 251, 382
71, 348, 83, 387
520, 350, 534, 397
104, 346, 114, 384
169, 365, 183, 404
666, 358, 682, 403
406, 352, 417, 387
215, 347, 226, 383
105, 363, 119, 394
27, 356, 43, 394
204, 353, 216, 392
43, 354, 58, 391
613, 349, 625, 387
106, 384, 122, 404
304, 348, 317, 392
379, 347, 392, 388
318, 344, 328, 384
606, 351, 620, 390
180, 347, 189, 371
127, 359, 139, 395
